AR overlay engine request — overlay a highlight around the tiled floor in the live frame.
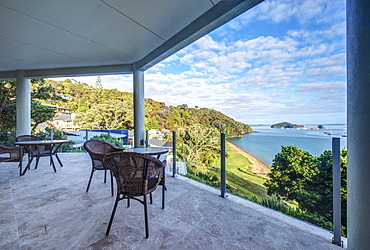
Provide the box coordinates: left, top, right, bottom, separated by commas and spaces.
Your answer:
1, 153, 345, 249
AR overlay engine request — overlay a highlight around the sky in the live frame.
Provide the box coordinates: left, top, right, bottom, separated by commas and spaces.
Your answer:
50, 0, 346, 126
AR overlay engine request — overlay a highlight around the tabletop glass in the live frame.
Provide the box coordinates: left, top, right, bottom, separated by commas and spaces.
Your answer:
14, 140, 70, 145
124, 147, 169, 155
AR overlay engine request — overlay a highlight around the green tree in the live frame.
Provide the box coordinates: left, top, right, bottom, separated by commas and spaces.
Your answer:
176, 125, 220, 168
30, 79, 64, 132
0, 79, 62, 131
75, 100, 133, 129
0, 80, 17, 129
31, 79, 64, 102
308, 148, 347, 230
95, 76, 102, 89
265, 145, 348, 234
264, 146, 319, 206
0, 80, 16, 115
145, 117, 160, 130
31, 104, 55, 132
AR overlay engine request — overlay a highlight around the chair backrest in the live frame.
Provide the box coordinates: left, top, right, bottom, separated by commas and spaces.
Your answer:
103, 152, 163, 195
84, 140, 122, 162
16, 135, 44, 152
16, 135, 42, 142
84, 140, 120, 154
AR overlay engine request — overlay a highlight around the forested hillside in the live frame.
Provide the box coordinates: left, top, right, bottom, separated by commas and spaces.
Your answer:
47, 79, 251, 136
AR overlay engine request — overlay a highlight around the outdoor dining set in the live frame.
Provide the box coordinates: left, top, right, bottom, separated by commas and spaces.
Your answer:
0, 136, 169, 238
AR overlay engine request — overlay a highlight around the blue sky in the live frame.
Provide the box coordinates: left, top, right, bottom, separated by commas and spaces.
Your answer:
51, 0, 346, 125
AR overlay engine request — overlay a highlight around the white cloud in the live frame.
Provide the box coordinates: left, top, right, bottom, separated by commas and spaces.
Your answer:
242, 0, 344, 25
297, 81, 346, 94
50, 0, 346, 125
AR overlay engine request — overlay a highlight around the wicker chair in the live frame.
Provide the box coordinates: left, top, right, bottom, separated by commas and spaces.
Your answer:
16, 135, 53, 171
0, 145, 23, 176
83, 140, 122, 196
103, 152, 164, 238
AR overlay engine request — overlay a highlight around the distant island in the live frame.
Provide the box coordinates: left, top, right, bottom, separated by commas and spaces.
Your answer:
271, 122, 304, 128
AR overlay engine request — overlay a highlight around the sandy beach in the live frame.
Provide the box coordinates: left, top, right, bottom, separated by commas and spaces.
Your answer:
227, 141, 271, 177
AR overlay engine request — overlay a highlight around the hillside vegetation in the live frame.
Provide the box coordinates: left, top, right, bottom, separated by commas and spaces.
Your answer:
47, 79, 251, 136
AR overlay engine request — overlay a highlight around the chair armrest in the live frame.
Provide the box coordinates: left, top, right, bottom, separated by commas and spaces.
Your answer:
0, 145, 22, 153
0, 145, 23, 160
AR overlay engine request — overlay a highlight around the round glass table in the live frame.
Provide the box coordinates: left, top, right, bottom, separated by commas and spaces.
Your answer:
123, 147, 169, 158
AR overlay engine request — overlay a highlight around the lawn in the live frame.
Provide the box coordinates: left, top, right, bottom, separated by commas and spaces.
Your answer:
183, 143, 270, 200
225, 144, 269, 199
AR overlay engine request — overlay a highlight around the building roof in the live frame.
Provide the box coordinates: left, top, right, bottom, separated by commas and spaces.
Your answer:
149, 138, 173, 148
0, 0, 263, 79
53, 114, 72, 121
40, 102, 70, 110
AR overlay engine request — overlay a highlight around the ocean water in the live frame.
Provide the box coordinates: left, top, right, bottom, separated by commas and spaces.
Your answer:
228, 124, 347, 166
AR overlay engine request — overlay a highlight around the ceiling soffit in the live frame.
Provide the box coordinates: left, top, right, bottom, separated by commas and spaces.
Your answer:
0, 0, 263, 79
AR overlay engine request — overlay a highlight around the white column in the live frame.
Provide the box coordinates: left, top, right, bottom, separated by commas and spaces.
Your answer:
347, 0, 370, 249
16, 70, 31, 136
133, 65, 145, 147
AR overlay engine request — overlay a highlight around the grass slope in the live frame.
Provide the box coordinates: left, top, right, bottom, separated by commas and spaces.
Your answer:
225, 144, 269, 199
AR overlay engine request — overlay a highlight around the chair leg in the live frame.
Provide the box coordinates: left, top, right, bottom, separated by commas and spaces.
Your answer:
162, 185, 165, 209
27, 153, 31, 170
50, 155, 57, 172
110, 171, 114, 197
149, 184, 166, 208
143, 194, 149, 238
104, 170, 107, 183
35, 157, 40, 169
86, 169, 95, 192
106, 197, 120, 236
18, 161, 22, 177
55, 153, 63, 167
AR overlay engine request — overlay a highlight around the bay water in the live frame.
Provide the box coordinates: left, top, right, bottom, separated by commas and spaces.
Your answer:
228, 124, 347, 166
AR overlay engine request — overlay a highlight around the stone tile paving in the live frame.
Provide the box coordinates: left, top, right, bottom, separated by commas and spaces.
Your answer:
0, 153, 345, 249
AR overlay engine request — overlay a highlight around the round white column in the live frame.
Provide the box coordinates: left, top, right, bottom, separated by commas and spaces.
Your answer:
16, 70, 31, 136
133, 66, 145, 147
347, 0, 370, 248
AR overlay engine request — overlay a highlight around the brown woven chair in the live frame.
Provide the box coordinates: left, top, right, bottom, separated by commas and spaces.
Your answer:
15, 135, 54, 171
83, 140, 122, 196
0, 145, 23, 176
103, 152, 164, 238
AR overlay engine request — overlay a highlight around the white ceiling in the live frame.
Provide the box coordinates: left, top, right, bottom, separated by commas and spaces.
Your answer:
0, 0, 263, 79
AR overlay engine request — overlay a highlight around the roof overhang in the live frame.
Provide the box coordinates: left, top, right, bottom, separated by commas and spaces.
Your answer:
0, 0, 263, 79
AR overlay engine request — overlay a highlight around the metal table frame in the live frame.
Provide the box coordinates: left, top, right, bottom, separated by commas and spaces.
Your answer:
14, 140, 70, 175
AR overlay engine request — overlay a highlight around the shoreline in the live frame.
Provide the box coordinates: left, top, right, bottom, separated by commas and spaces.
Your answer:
226, 141, 271, 178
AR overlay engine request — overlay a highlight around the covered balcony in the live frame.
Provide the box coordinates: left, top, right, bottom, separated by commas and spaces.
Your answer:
1, 1, 370, 249
1, 153, 343, 249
